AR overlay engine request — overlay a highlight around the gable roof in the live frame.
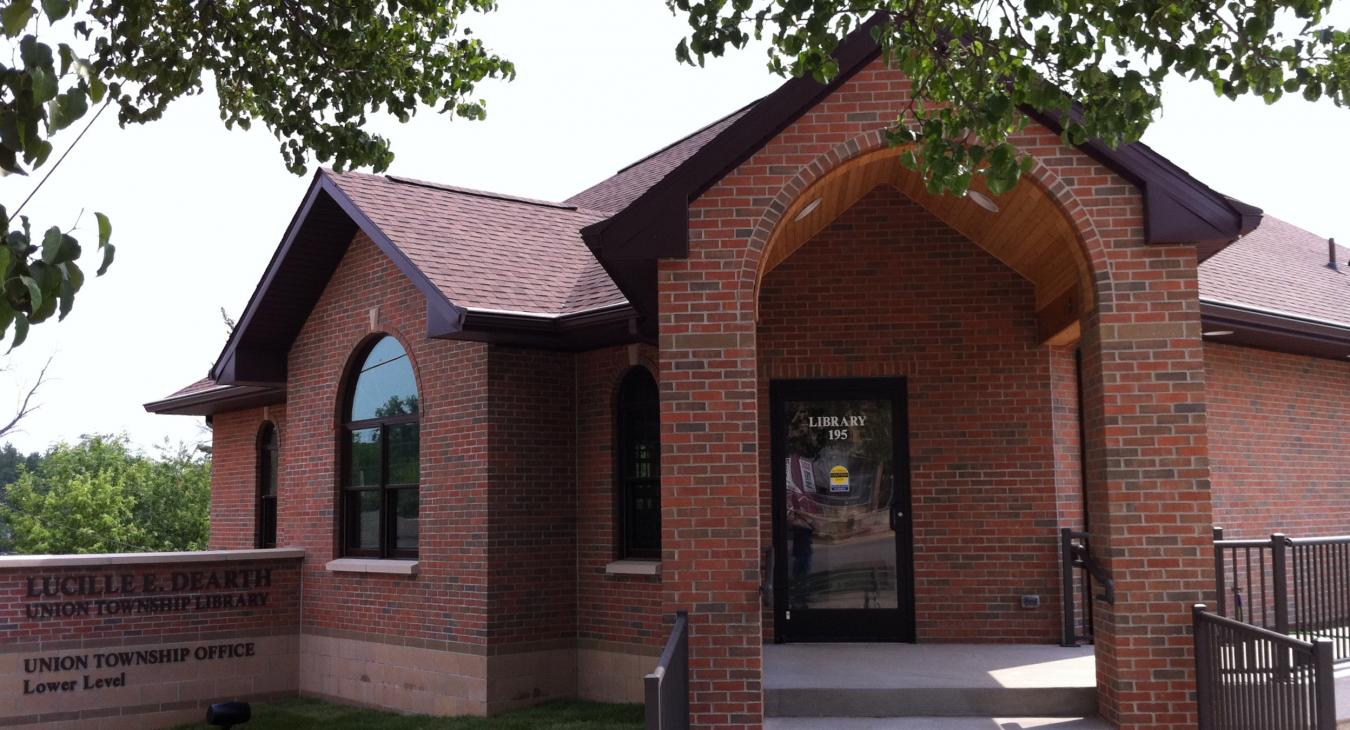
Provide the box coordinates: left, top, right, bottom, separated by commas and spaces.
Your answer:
154, 22, 1350, 415
576, 17, 1262, 327
210, 169, 636, 388
332, 172, 625, 315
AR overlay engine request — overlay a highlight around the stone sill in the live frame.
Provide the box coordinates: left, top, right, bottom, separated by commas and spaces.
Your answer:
0, 547, 305, 569
325, 558, 419, 576
604, 559, 661, 576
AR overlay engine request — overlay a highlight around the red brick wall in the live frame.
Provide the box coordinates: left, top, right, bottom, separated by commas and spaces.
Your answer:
757, 186, 1061, 643
665, 55, 1212, 730
1207, 343, 1350, 538
576, 346, 664, 649
210, 406, 286, 550
285, 232, 492, 650
486, 346, 578, 648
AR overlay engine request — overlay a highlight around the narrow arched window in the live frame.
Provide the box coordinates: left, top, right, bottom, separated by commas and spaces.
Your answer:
256, 422, 278, 549
617, 367, 660, 559
342, 336, 420, 559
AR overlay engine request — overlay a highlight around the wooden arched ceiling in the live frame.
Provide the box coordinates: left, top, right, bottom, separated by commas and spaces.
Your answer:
758, 148, 1093, 345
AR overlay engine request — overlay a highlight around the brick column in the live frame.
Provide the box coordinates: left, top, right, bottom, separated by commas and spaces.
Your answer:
1079, 245, 1214, 730
658, 260, 763, 729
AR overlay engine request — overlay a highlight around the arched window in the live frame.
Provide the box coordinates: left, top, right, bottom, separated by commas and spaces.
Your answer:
342, 336, 420, 559
617, 367, 660, 559
256, 422, 278, 549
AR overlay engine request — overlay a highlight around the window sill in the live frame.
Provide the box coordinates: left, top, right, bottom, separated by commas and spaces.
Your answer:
325, 558, 419, 576
604, 559, 661, 576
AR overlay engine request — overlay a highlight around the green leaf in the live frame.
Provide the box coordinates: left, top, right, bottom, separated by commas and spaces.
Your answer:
94, 212, 111, 248
1, 0, 34, 38
40, 0, 69, 22
10, 312, 29, 349
19, 275, 42, 311
40, 226, 62, 263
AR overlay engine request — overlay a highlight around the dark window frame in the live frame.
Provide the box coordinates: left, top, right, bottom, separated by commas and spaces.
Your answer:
615, 366, 660, 560
339, 336, 420, 560
256, 421, 278, 549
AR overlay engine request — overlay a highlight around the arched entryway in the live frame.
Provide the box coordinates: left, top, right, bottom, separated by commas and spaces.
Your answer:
659, 127, 1215, 730
751, 142, 1097, 645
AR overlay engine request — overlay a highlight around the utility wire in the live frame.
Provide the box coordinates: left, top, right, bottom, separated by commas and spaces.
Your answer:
13, 99, 112, 218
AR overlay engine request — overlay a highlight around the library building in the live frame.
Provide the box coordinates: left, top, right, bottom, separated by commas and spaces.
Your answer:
4, 19, 1350, 730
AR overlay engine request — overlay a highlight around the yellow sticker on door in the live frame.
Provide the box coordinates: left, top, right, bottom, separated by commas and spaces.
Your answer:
829, 465, 850, 493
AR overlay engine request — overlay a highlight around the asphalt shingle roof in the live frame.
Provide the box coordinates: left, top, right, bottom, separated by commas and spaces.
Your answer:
157, 101, 1350, 407
565, 104, 755, 213
328, 171, 625, 315
1199, 215, 1350, 329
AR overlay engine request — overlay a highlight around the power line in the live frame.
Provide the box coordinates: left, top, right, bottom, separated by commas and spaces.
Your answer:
13, 99, 112, 218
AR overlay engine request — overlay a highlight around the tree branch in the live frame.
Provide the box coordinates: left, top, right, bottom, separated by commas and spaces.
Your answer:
0, 357, 52, 440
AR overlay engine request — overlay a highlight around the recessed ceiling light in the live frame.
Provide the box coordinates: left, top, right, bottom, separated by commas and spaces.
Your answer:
966, 190, 999, 213
1203, 330, 1235, 337
793, 197, 823, 222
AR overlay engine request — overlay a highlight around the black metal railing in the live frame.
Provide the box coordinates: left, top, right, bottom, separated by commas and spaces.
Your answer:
1060, 528, 1114, 646
644, 610, 689, 730
1214, 528, 1350, 659
1194, 603, 1336, 730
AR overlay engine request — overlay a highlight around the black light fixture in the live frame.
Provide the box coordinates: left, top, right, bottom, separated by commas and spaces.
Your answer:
206, 701, 252, 729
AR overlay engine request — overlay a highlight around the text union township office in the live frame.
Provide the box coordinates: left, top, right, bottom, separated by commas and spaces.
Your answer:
6, 20, 1350, 730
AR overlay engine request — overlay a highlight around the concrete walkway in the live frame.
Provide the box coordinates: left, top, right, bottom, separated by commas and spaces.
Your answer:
1334, 661, 1350, 722
765, 643, 1096, 691
765, 643, 1100, 723
766, 719, 1107, 729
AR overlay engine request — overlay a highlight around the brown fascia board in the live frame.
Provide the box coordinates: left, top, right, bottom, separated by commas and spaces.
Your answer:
143, 384, 285, 416
583, 17, 1260, 321
1201, 299, 1350, 361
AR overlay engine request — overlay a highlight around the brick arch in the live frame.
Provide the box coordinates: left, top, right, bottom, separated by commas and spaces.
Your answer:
738, 130, 1113, 318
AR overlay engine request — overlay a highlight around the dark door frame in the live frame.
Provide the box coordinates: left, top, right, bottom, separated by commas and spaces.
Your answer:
770, 377, 916, 643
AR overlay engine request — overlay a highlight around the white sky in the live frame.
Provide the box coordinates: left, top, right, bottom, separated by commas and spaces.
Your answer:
1, 0, 1347, 454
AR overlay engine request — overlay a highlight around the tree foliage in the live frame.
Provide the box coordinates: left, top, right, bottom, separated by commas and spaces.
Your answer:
1, 434, 210, 554
668, 1, 1350, 196
0, 0, 513, 348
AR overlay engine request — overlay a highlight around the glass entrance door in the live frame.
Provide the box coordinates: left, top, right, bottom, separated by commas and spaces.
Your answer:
770, 378, 914, 642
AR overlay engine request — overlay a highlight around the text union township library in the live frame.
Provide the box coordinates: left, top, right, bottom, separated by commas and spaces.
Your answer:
8, 23, 1350, 730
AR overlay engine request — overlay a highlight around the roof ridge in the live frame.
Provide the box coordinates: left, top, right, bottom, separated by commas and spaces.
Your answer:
611, 98, 763, 175
381, 174, 578, 210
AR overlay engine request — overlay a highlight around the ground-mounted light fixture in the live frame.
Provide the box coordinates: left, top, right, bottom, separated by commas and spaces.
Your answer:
966, 189, 999, 213
1203, 330, 1235, 337
207, 701, 251, 729
793, 197, 823, 222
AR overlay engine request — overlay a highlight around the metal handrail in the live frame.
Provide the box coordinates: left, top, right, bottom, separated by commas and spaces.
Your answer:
644, 611, 689, 730
1194, 603, 1336, 730
1060, 528, 1114, 646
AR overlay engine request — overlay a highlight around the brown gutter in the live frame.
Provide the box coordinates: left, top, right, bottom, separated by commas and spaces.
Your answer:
1201, 300, 1350, 362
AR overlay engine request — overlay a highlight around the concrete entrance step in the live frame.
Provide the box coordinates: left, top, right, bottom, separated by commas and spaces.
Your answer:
764, 643, 1097, 719
767, 718, 1107, 729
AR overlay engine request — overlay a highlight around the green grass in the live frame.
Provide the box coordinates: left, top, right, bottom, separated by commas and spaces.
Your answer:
177, 697, 643, 730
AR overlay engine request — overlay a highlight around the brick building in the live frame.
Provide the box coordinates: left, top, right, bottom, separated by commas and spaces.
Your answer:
143, 24, 1350, 730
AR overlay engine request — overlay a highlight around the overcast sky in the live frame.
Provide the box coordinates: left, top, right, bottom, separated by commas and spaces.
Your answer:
0, 1, 1347, 455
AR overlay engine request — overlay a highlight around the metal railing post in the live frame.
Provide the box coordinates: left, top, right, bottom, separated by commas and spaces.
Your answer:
1313, 637, 1336, 730
1193, 604, 1214, 730
1272, 533, 1289, 636
1061, 528, 1076, 646
1213, 526, 1227, 617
